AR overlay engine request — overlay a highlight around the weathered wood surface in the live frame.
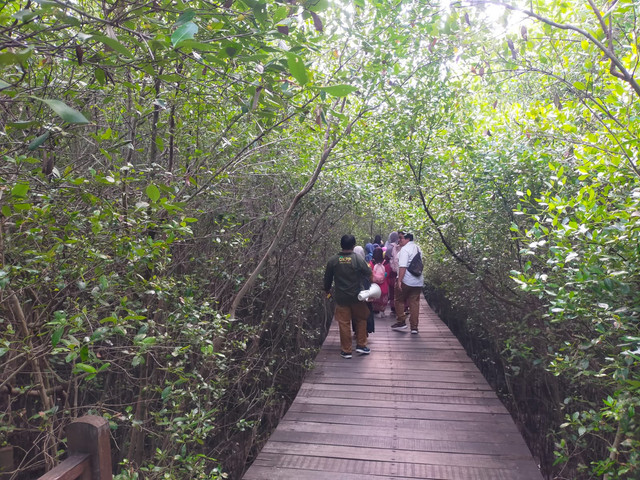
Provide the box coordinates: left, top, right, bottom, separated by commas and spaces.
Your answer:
243, 298, 543, 480
38, 416, 112, 480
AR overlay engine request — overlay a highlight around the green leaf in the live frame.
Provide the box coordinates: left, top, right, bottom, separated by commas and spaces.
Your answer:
178, 40, 216, 52
13, 10, 39, 22
0, 79, 10, 90
253, 3, 268, 27
273, 5, 288, 23
0, 53, 17, 67
305, 0, 330, 12
0, 47, 33, 67
37, 98, 90, 124
8, 120, 38, 129
51, 327, 64, 348
161, 386, 172, 400
11, 183, 29, 197
28, 131, 50, 150
91, 35, 134, 58
97, 362, 110, 373
132, 355, 144, 367
146, 184, 161, 202
175, 9, 196, 27
74, 363, 97, 374
172, 21, 198, 47
223, 44, 241, 58
95, 68, 106, 85
315, 84, 357, 97
286, 53, 308, 86
1, 205, 11, 217
59, 15, 81, 27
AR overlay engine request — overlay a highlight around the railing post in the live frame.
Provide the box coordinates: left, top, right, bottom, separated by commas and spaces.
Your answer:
38, 415, 112, 480
67, 416, 112, 480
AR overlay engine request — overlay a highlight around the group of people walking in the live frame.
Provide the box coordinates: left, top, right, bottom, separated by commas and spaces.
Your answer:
323, 231, 424, 358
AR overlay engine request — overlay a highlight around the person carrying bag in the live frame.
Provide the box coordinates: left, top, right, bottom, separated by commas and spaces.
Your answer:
390, 231, 424, 335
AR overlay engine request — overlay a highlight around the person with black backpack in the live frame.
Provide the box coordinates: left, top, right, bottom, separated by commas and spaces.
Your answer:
391, 231, 424, 334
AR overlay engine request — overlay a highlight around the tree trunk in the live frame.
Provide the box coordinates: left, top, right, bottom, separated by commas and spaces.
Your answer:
229, 111, 364, 318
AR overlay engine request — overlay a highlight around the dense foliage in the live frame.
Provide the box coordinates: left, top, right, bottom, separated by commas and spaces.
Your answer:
1, 0, 639, 478
377, 2, 640, 478
0, 0, 363, 477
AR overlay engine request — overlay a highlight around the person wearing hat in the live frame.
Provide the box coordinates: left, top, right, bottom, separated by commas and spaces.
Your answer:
324, 234, 373, 358
391, 231, 424, 334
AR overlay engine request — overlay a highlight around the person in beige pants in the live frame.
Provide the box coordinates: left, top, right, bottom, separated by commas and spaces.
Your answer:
390, 232, 424, 334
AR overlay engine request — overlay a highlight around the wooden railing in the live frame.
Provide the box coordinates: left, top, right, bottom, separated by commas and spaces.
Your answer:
38, 416, 112, 480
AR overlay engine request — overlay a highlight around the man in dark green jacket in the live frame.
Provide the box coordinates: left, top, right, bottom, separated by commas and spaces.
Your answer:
324, 235, 372, 358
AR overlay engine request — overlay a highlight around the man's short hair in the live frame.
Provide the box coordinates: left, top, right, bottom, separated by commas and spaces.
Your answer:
341, 234, 356, 250
404, 232, 414, 241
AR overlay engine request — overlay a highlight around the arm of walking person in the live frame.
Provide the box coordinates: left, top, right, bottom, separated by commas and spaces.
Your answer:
397, 266, 406, 290
323, 263, 334, 295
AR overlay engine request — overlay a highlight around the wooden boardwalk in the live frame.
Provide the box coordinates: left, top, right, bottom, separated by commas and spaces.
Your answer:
243, 298, 543, 480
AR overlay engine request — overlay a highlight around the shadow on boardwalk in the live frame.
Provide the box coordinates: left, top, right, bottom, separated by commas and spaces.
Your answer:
243, 298, 543, 480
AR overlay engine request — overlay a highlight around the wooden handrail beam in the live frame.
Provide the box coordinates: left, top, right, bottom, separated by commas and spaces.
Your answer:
38, 453, 91, 480
38, 416, 112, 480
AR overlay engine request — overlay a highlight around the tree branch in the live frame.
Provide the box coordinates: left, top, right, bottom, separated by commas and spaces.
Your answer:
466, 0, 640, 98
417, 189, 526, 309
229, 109, 367, 318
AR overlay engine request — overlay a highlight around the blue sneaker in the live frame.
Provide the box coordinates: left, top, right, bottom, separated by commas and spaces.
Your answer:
355, 346, 370, 355
340, 351, 352, 359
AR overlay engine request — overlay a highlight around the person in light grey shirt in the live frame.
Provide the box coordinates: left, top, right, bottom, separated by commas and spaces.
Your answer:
391, 232, 424, 334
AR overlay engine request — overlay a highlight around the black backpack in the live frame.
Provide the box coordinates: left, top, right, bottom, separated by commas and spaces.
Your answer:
407, 251, 423, 277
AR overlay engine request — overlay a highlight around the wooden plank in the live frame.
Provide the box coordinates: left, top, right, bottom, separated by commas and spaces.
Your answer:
37, 454, 91, 480
247, 453, 536, 480
306, 370, 489, 384
298, 387, 506, 406
292, 395, 509, 414
287, 401, 512, 421
243, 466, 421, 480
260, 442, 541, 473
298, 383, 499, 398
268, 430, 533, 457
242, 298, 542, 480
275, 420, 528, 444
316, 360, 480, 372
303, 377, 495, 391
280, 412, 524, 434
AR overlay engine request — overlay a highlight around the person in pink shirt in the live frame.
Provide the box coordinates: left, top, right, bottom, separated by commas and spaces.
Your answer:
369, 247, 391, 316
